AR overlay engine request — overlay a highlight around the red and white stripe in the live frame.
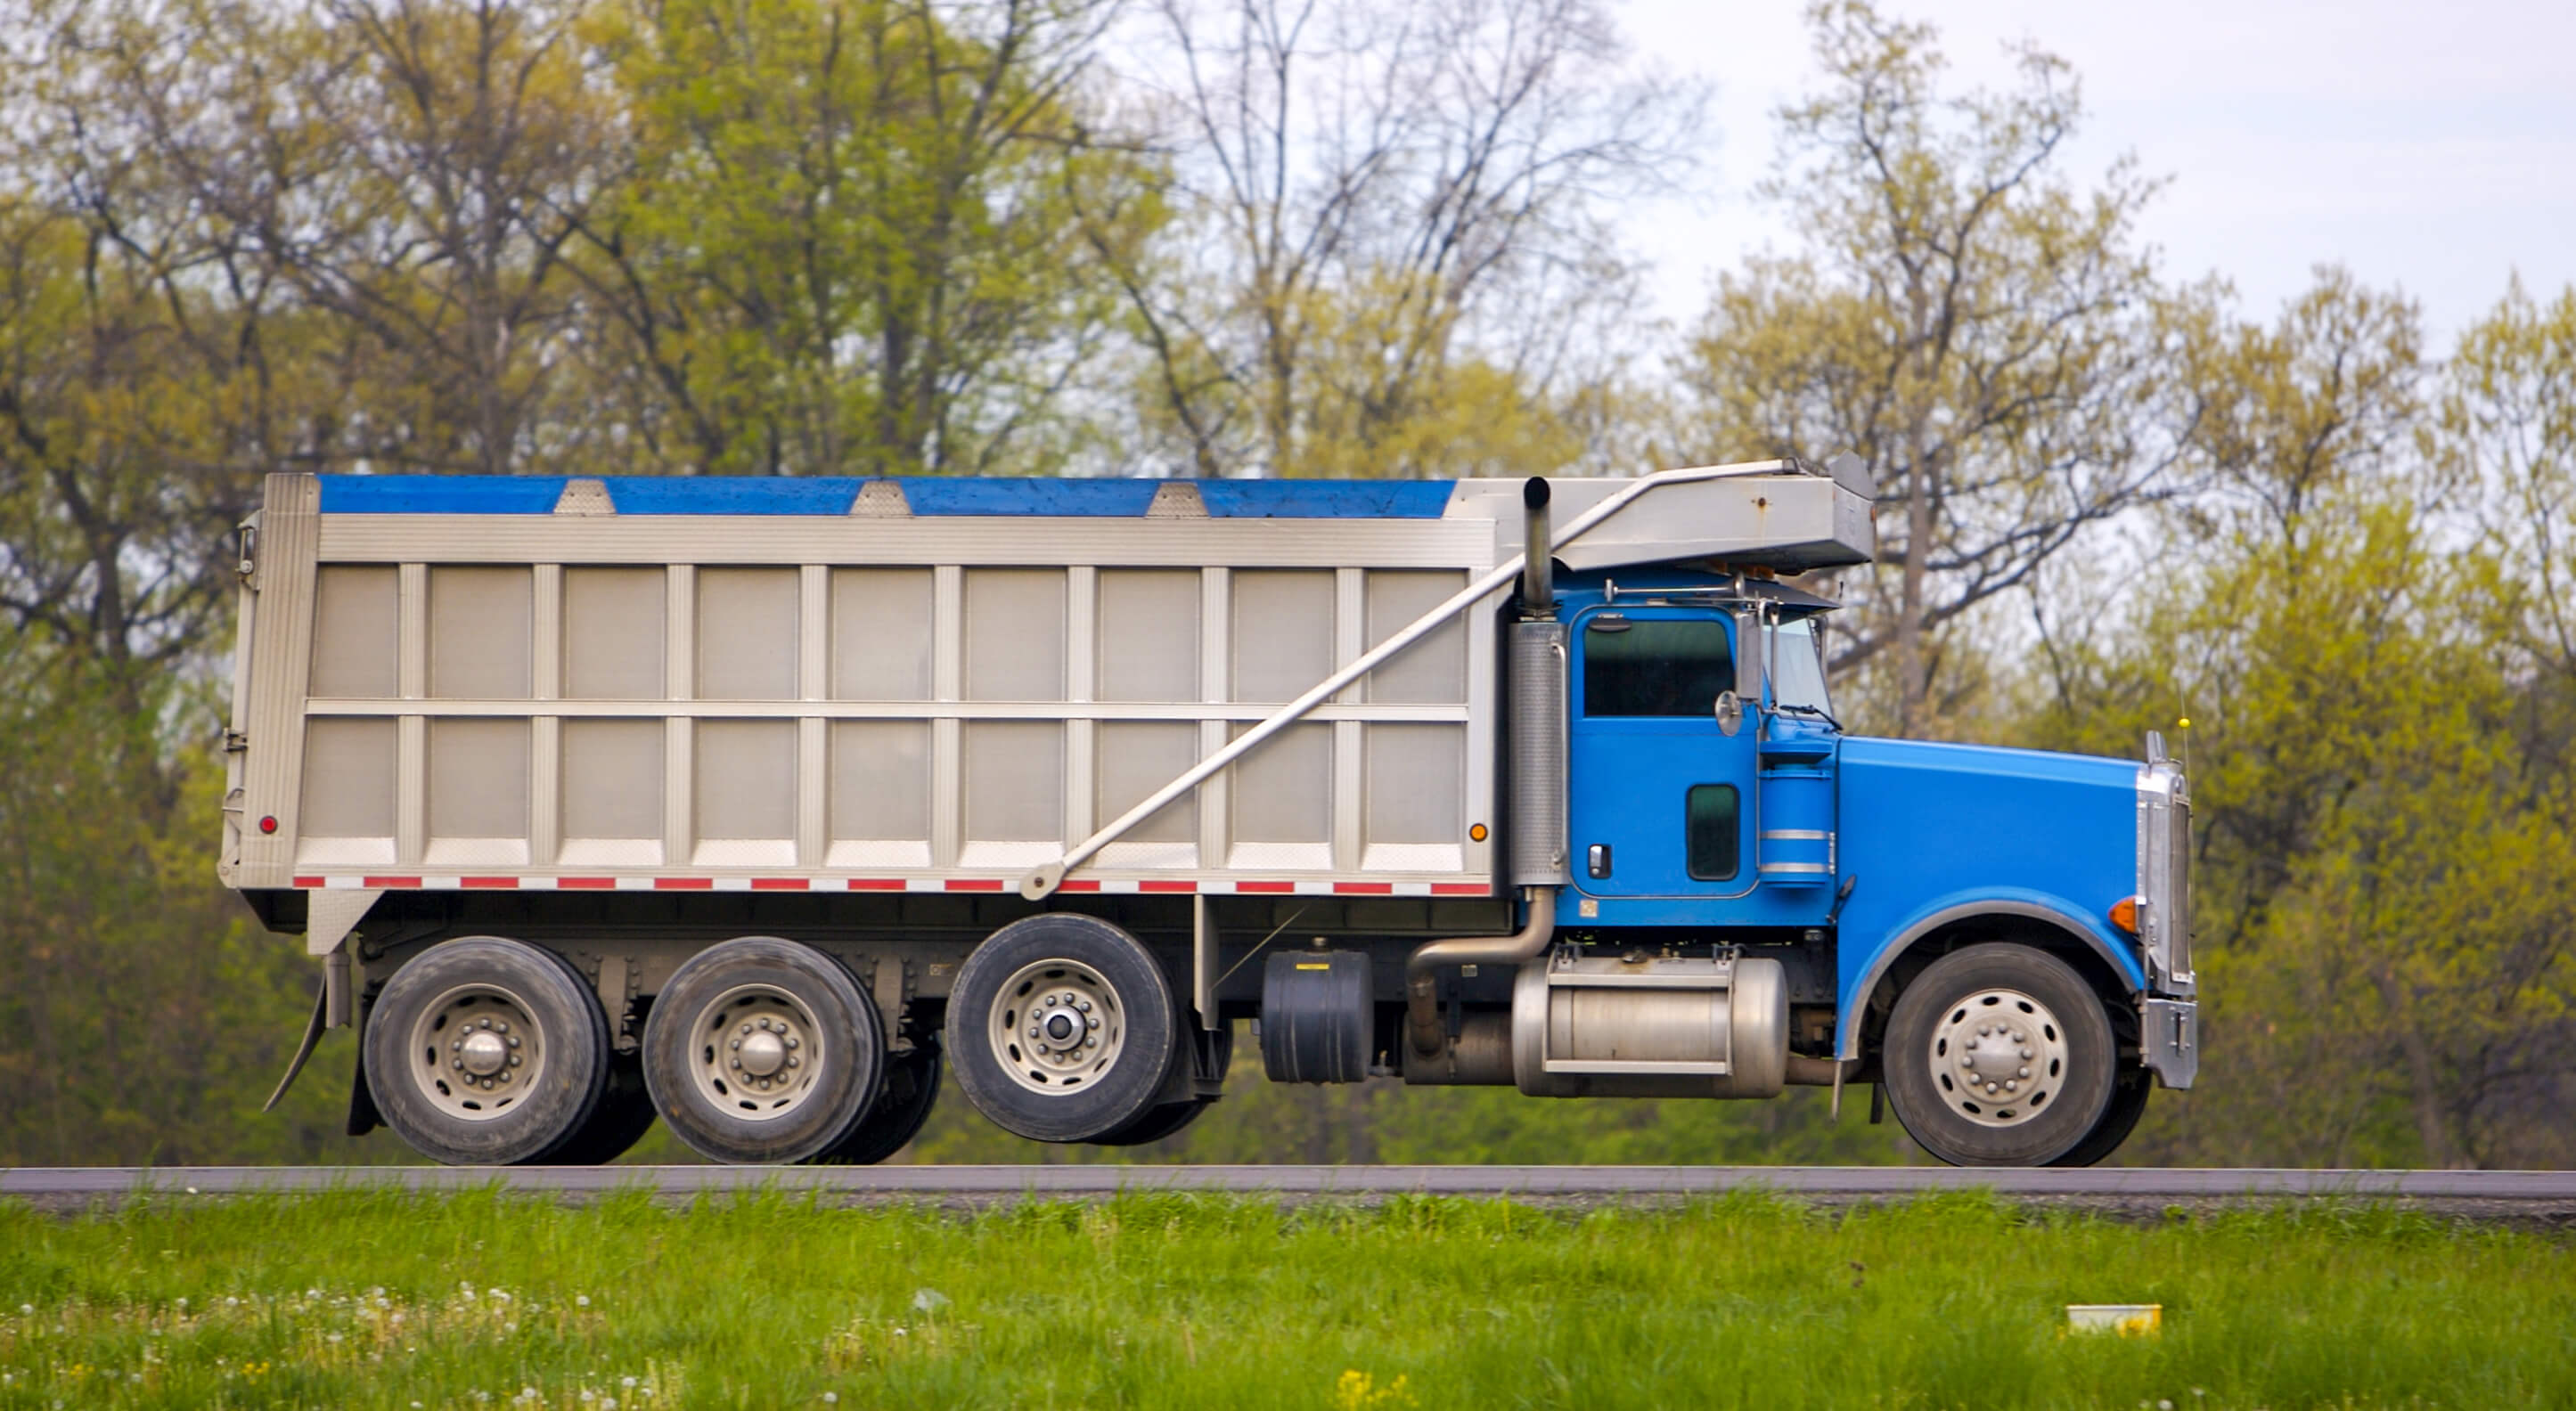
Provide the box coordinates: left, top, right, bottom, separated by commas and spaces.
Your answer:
290, 874, 1492, 897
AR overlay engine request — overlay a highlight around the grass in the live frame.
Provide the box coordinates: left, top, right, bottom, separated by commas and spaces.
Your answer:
0, 1188, 2568, 1409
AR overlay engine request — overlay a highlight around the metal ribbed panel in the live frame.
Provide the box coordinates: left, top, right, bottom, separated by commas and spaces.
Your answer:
1508, 620, 1568, 885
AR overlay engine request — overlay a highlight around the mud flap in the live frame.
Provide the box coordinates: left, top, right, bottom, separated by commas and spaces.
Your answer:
262, 980, 329, 1113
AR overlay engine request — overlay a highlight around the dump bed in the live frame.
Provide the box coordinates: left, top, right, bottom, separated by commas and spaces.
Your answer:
220, 468, 1869, 903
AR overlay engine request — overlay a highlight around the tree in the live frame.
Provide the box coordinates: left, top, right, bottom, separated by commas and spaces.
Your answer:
2022, 273, 2576, 1169
2438, 278, 2576, 772
1088, 0, 1697, 480
574, 0, 1154, 477
1676, 0, 2186, 736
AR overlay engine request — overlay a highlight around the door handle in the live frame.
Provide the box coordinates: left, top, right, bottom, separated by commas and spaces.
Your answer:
1587, 843, 1612, 878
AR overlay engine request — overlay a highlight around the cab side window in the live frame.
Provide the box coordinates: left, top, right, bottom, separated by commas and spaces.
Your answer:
1582, 617, 1734, 717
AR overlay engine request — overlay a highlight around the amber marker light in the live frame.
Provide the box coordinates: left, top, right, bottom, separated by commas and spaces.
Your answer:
2107, 895, 2140, 934
1468, 823, 1488, 842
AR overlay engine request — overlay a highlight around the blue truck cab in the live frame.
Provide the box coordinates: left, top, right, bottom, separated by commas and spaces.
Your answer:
1525, 565, 2197, 1163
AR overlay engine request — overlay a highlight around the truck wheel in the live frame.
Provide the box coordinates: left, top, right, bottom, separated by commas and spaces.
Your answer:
948, 914, 1179, 1143
2048, 1070, 2152, 1168
641, 936, 885, 1165
1881, 944, 2115, 1167
542, 1053, 658, 1166
1089, 1023, 1231, 1146
1090, 1097, 1212, 1147
364, 936, 610, 1166
816, 1043, 943, 1165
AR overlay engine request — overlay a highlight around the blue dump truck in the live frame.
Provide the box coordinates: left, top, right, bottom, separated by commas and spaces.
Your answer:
226, 461, 2194, 1167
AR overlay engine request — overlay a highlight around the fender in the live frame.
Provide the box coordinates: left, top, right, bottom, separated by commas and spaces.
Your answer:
1835, 893, 2147, 1062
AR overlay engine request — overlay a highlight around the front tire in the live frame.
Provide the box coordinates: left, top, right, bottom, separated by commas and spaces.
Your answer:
2048, 1069, 2152, 1168
948, 914, 1179, 1143
1881, 944, 2116, 1167
641, 936, 885, 1165
364, 936, 610, 1166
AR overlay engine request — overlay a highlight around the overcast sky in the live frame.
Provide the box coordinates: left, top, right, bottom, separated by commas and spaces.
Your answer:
1619, 0, 2576, 347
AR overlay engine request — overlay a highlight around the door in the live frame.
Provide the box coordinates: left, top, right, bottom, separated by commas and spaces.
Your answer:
1565, 605, 1758, 903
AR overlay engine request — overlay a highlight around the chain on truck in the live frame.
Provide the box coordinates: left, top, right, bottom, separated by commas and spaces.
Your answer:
221, 461, 2196, 1167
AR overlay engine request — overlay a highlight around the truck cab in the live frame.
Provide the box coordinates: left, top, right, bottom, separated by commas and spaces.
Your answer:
1538, 566, 2196, 1162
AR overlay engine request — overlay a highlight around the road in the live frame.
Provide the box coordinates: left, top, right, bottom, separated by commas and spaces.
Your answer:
5, 1164, 2573, 1216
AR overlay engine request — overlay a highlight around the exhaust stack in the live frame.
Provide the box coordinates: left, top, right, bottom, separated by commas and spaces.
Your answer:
1520, 477, 1553, 614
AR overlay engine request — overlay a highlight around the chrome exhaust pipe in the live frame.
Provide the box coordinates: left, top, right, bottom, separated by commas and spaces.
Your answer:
1406, 888, 1556, 1056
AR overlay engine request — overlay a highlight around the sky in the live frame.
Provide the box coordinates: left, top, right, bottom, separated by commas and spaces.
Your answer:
1617, 0, 2576, 347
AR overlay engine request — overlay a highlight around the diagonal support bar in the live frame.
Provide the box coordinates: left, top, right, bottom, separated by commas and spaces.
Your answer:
1018, 463, 1787, 900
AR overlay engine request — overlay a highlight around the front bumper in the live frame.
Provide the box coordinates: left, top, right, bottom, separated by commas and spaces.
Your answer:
2142, 997, 2197, 1089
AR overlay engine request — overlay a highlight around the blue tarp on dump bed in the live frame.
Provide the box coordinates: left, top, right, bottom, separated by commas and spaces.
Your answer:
314, 475, 1460, 518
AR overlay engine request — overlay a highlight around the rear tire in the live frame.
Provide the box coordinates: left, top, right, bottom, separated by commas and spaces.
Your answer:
641, 936, 885, 1165
948, 914, 1178, 1143
817, 1043, 943, 1165
1089, 1097, 1212, 1147
364, 936, 610, 1166
1881, 943, 2115, 1167
543, 1053, 658, 1165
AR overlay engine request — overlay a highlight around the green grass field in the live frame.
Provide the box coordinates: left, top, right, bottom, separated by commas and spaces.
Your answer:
0, 1188, 2567, 1409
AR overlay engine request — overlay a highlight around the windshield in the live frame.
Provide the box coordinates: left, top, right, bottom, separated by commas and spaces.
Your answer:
1770, 616, 1833, 717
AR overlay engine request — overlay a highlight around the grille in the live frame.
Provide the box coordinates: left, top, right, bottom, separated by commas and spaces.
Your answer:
2168, 797, 2192, 979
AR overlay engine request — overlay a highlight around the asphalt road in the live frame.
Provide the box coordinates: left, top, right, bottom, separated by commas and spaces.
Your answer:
5, 1164, 2573, 1207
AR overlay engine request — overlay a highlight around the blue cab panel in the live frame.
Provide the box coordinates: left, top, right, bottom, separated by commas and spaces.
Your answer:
1833, 737, 2146, 1040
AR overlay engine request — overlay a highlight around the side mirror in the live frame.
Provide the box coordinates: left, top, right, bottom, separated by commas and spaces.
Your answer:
1732, 607, 1764, 705
1714, 689, 1744, 737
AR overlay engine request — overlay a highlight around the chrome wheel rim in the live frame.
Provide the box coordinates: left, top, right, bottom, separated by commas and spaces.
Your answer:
407, 984, 546, 1122
685, 983, 828, 1121
1928, 986, 2069, 1128
986, 959, 1125, 1096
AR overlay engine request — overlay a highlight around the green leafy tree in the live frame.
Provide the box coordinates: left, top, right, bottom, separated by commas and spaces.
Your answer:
1676, 0, 2189, 736
2024, 273, 2576, 1168
576, 0, 1155, 477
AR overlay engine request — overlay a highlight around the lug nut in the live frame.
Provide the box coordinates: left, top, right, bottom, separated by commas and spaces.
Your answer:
786, 1055, 800, 1068
785, 1036, 799, 1049
740, 1023, 753, 1035
2016, 1066, 2029, 1078
508, 1054, 521, 1067
508, 1035, 521, 1048
1087, 1015, 1100, 1031
495, 1021, 509, 1034
2003, 1081, 2018, 1093
453, 1059, 465, 1071
1075, 999, 1092, 1013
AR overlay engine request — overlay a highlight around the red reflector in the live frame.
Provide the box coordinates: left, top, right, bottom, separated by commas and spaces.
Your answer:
258, 815, 279, 835
2107, 896, 2141, 935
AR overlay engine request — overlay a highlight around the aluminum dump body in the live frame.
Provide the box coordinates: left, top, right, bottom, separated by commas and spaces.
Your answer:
221, 469, 1869, 904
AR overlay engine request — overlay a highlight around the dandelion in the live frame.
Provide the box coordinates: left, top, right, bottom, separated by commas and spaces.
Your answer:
822, 1395, 838, 1405
911, 1288, 950, 1314
226, 1297, 240, 1307
577, 1294, 592, 1308
16, 1304, 29, 1315
623, 1377, 638, 1389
